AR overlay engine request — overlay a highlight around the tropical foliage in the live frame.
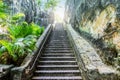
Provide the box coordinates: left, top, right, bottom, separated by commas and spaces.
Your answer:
0, 0, 9, 27
0, 1, 44, 66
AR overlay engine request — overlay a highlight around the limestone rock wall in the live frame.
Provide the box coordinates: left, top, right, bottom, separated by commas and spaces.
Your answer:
65, 0, 120, 72
3, 0, 54, 26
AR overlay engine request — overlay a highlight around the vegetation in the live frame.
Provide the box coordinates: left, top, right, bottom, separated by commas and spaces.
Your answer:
45, 0, 59, 10
0, 1, 44, 66
0, 0, 9, 26
37, 0, 41, 5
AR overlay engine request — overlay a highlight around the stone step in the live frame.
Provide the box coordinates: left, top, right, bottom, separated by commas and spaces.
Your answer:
46, 46, 70, 48
38, 61, 77, 65
41, 53, 74, 57
34, 70, 81, 77
36, 65, 79, 70
43, 52, 73, 54
44, 50, 73, 53
49, 42, 69, 43
49, 41, 69, 43
44, 49, 73, 52
50, 39, 68, 41
40, 57, 76, 61
49, 42, 69, 44
47, 44, 70, 46
31, 25, 82, 80
32, 76, 82, 80
46, 46, 71, 48
45, 48, 72, 50
34, 71, 80, 76
35, 70, 80, 74
48, 44, 70, 46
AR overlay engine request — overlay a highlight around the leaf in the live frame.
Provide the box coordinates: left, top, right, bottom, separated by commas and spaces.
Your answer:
0, 12, 7, 19
40, 26, 45, 34
0, 40, 20, 61
0, 40, 13, 57
29, 22, 42, 36
45, 0, 59, 10
12, 13, 25, 20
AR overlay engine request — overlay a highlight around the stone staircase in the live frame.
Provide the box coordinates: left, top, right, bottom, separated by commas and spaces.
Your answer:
32, 23, 82, 80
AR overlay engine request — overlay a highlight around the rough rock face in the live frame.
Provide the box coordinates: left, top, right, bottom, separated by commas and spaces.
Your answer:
65, 0, 120, 72
3, 0, 54, 26
67, 24, 116, 80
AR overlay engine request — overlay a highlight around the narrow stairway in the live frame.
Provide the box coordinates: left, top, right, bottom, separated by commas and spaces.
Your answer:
32, 23, 82, 80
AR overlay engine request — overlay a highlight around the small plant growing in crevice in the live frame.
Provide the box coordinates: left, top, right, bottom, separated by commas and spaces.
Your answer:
114, 53, 120, 71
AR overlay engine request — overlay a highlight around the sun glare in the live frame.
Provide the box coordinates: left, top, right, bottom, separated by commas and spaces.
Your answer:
54, 8, 65, 22
53, 0, 66, 22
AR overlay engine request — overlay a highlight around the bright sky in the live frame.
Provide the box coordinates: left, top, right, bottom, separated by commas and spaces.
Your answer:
40, 0, 66, 22
54, 0, 66, 22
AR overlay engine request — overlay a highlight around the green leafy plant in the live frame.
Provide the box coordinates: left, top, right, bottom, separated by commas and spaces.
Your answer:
0, 46, 6, 57
41, 26, 45, 34
29, 22, 44, 36
45, 0, 59, 10
0, 1, 45, 65
0, 40, 17, 61
0, 35, 38, 64
37, 0, 41, 5
8, 21, 44, 39
0, 1, 9, 26
8, 22, 29, 39
0, 22, 44, 65
23, 35, 37, 50
0, 12, 7, 20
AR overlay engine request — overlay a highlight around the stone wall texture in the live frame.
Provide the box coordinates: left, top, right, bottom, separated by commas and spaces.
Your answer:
64, 0, 120, 78
67, 24, 117, 80
3, 0, 54, 26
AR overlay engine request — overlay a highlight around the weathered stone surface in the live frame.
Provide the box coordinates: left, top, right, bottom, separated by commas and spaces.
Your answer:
0, 64, 13, 80
66, 24, 117, 80
65, 0, 120, 77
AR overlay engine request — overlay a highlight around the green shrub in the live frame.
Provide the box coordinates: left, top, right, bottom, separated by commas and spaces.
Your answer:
8, 21, 44, 40
0, 1, 9, 25
0, 35, 38, 64
0, 21, 44, 65
8, 22, 31, 39
41, 26, 45, 34
0, 2, 45, 65
0, 12, 7, 20
0, 46, 6, 57
0, 40, 17, 61
29, 22, 43, 36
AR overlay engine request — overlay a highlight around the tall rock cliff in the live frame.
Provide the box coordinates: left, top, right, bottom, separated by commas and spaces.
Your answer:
3, 0, 54, 26
65, 0, 120, 69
